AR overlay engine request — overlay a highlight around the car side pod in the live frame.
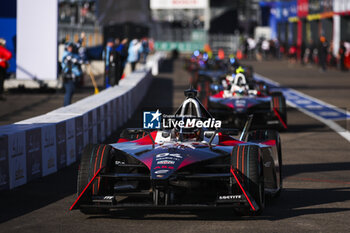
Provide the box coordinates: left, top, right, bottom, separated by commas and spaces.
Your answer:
69, 167, 104, 210
230, 166, 260, 212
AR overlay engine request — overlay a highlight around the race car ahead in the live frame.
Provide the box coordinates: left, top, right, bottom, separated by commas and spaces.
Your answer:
204, 73, 287, 130
70, 89, 283, 216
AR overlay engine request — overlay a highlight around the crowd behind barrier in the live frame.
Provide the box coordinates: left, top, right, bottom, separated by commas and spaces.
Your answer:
0, 52, 166, 190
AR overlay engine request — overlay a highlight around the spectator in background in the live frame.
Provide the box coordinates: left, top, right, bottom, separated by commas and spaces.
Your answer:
247, 37, 256, 60
307, 39, 315, 64
116, 38, 129, 81
127, 39, 141, 72
269, 39, 276, 59
261, 38, 270, 59
243, 37, 249, 59
288, 44, 297, 64
328, 40, 337, 68
61, 43, 83, 106
0, 38, 12, 101
318, 36, 328, 72
140, 38, 150, 64
103, 39, 115, 87
338, 41, 347, 71
300, 41, 306, 65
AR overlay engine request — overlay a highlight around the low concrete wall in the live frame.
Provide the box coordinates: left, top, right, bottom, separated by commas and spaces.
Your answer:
0, 52, 166, 190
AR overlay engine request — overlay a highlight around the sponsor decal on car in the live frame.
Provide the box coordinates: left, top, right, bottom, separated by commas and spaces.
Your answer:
154, 166, 174, 170
235, 99, 246, 107
156, 153, 182, 160
155, 169, 169, 174
218, 195, 242, 200
157, 160, 175, 165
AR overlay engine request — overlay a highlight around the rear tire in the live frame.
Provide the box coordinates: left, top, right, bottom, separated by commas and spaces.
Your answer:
232, 145, 265, 215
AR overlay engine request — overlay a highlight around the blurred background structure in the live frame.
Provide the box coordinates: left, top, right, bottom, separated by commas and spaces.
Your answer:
1, 0, 350, 89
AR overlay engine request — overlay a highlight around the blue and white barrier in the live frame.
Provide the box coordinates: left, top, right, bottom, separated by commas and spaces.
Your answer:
0, 52, 166, 190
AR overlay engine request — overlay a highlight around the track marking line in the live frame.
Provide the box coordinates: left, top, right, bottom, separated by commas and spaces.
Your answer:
254, 73, 350, 143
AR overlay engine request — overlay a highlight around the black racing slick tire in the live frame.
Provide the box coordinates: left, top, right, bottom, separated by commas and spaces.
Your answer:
247, 130, 283, 197
231, 145, 265, 216
271, 92, 287, 130
77, 144, 113, 199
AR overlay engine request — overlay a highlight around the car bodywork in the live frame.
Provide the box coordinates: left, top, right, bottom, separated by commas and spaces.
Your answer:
70, 90, 282, 215
208, 89, 287, 130
204, 72, 287, 130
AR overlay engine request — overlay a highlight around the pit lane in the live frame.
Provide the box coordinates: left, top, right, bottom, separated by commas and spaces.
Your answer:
1, 58, 350, 233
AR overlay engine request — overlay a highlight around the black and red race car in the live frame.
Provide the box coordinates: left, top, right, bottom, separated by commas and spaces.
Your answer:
203, 73, 287, 130
70, 89, 282, 216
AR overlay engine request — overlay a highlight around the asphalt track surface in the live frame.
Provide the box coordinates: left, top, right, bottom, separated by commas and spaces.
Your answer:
1, 59, 350, 232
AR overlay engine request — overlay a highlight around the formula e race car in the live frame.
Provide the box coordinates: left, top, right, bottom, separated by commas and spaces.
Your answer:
70, 89, 283, 216
205, 73, 287, 130
189, 57, 254, 92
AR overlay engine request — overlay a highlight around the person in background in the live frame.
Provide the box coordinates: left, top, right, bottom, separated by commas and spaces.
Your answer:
318, 36, 328, 72
140, 38, 150, 64
300, 41, 306, 65
247, 37, 256, 60
127, 39, 141, 72
328, 40, 337, 68
117, 38, 129, 81
288, 44, 297, 64
338, 41, 347, 71
0, 38, 12, 101
61, 43, 83, 106
261, 38, 270, 60
103, 38, 115, 88
307, 39, 315, 64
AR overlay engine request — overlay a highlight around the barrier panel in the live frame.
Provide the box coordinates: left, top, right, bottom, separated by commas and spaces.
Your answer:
0, 52, 166, 190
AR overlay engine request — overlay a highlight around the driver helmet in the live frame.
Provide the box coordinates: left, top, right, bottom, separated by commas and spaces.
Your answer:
234, 86, 247, 96
174, 118, 202, 141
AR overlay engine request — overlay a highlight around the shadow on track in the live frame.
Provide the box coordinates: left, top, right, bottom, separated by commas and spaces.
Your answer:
0, 164, 78, 223
85, 185, 350, 221
284, 162, 350, 179
84, 161, 350, 221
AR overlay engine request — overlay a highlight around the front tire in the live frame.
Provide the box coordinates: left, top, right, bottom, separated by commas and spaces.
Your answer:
77, 144, 112, 214
232, 145, 265, 215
